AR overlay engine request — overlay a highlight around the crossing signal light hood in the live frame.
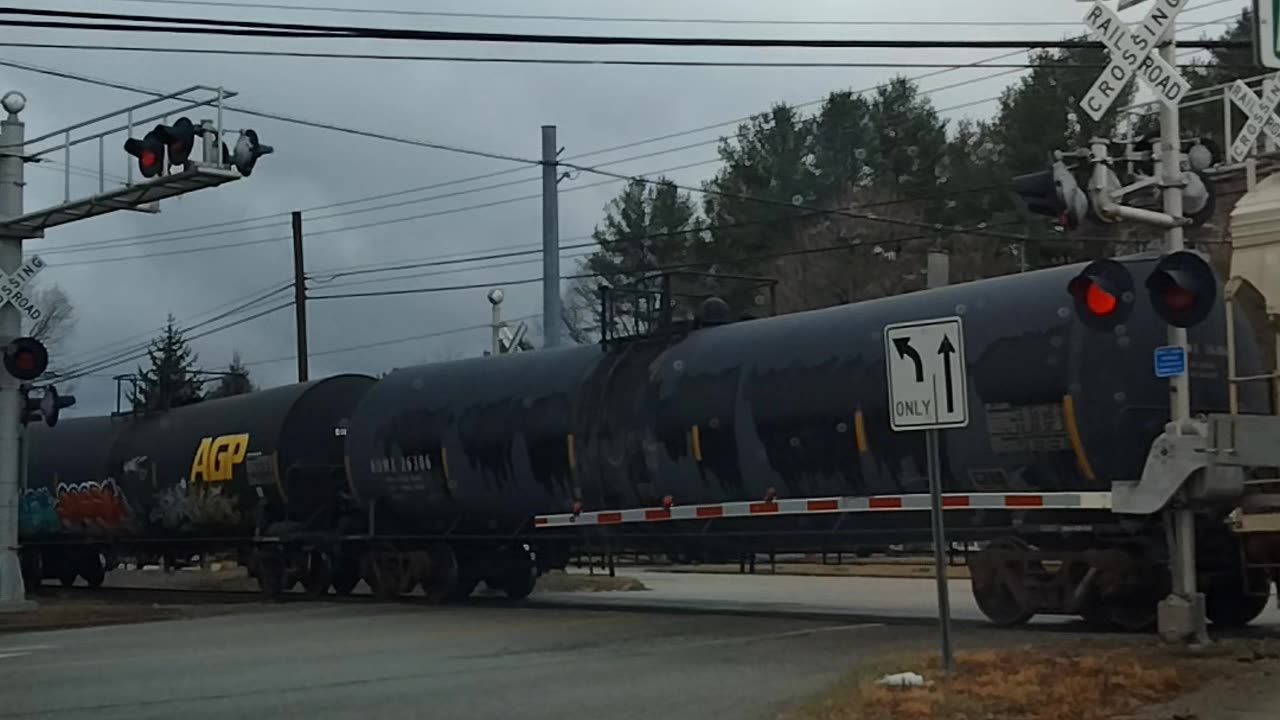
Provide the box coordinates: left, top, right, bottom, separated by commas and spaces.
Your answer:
123, 125, 167, 178
224, 129, 274, 177
3, 336, 48, 381
1067, 258, 1135, 330
1146, 250, 1217, 328
1011, 160, 1088, 230
123, 117, 199, 176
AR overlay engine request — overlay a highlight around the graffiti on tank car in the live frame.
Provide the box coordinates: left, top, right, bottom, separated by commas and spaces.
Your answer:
55, 478, 133, 531
190, 433, 250, 483
18, 487, 60, 534
150, 478, 242, 531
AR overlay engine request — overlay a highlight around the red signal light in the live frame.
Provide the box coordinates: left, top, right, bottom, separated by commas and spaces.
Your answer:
1067, 259, 1134, 331
1146, 251, 1217, 328
3, 337, 48, 381
1084, 282, 1118, 316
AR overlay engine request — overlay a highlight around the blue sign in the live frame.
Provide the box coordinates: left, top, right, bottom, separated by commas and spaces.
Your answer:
1154, 345, 1187, 378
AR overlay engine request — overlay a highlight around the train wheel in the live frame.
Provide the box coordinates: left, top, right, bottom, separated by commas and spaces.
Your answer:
368, 554, 407, 601
330, 556, 361, 596
969, 539, 1034, 627
499, 545, 538, 601
300, 552, 332, 598
255, 553, 288, 601
419, 544, 459, 604
78, 550, 106, 589
56, 552, 78, 588
19, 550, 42, 591
1206, 568, 1272, 628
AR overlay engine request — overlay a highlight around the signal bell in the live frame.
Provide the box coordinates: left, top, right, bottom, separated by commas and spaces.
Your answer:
1067, 258, 1135, 330
1146, 250, 1217, 328
3, 336, 48, 381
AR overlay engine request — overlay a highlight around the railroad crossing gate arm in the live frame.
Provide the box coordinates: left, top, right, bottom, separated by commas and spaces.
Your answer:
1111, 418, 1247, 515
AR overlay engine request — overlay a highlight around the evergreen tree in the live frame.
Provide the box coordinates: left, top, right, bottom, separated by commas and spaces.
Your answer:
128, 315, 203, 412
207, 351, 255, 399
573, 177, 703, 336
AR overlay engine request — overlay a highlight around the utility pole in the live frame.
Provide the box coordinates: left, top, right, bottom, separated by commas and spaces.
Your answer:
541, 125, 561, 348
0, 91, 26, 608
292, 211, 308, 383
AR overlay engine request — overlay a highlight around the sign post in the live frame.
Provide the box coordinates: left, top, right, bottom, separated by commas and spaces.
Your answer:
884, 315, 969, 674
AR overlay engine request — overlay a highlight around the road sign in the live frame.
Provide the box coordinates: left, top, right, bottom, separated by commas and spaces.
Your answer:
884, 316, 969, 431
1227, 75, 1280, 162
1154, 345, 1187, 378
0, 254, 45, 324
1258, 0, 1280, 70
1079, 0, 1189, 121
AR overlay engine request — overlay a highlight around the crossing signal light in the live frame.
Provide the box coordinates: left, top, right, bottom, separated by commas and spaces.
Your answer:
1146, 250, 1217, 328
23, 385, 75, 427
1067, 258, 1135, 330
225, 129, 274, 177
3, 336, 48, 381
123, 117, 199, 176
124, 125, 167, 178
1012, 160, 1088, 229
163, 117, 197, 166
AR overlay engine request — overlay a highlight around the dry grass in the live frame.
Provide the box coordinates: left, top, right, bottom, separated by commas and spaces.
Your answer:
785, 642, 1259, 720
0, 599, 210, 634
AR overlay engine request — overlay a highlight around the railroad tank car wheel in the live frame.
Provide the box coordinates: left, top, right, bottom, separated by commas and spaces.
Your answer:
300, 551, 333, 598
365, 554, 412, 601
255, 554, 289, 601
330, 556, 361, 596
418, 544, 459, 604
969, 539, 1035, 627
497, 545, 538, 601
1080, 546, 1165, 632
1205, 568, 1272, 628
78, 550, 106, 589
56, 552, 78, 588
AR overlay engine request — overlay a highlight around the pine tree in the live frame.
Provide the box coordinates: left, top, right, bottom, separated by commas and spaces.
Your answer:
207, 351, 255, 399
128, 315, 203, 413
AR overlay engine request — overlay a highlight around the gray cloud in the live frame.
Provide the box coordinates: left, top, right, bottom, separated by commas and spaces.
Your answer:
0, 0, 1246, 415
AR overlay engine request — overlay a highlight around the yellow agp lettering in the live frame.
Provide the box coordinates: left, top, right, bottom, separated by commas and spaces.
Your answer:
190, 433, 250, 483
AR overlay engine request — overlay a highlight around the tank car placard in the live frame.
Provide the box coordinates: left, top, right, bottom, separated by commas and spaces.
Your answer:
884, 316, 969, 431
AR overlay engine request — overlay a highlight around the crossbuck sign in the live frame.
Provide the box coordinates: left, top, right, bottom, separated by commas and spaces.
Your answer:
1079, 0, 1190, 122
0, 254, 46, 324
1226, 74, 1280, 162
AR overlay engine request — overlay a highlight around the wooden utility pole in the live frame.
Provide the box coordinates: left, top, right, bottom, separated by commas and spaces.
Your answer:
292, 211, 309, 382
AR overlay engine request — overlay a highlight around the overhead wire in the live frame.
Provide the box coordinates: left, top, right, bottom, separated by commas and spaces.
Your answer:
0, 7, 1250, 49
9, 7, 1233, 262
96, 0, 1240, 27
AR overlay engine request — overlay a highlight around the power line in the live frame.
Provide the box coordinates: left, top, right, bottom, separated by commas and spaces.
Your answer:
53, 281, 292, 378
244, 313, 542, 368
98, 0, 1240, 27
58, 300, 294, 382
0, 42, 1246, 68
0, 8, 1250, 49
5, 10, 1231, 259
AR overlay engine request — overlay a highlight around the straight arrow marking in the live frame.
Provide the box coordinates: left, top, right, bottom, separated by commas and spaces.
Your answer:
937, 334, 957, 414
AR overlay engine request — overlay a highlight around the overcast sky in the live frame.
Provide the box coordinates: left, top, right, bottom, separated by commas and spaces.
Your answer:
0, 0, 1250, 416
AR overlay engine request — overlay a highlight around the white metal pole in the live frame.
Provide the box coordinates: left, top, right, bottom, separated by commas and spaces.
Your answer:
0, 93, 27, 608
1158, 32, 1207, 643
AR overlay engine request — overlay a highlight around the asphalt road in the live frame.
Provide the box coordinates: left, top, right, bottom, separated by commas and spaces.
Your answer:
1, 602, 946, 720
537, 568, 1280, 630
